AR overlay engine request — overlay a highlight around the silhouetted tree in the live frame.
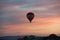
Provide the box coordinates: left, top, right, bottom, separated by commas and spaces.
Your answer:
23, 36, 29, 40
43, 34, 58, 40
17, 38, 24, 40
29, 35, 36, 40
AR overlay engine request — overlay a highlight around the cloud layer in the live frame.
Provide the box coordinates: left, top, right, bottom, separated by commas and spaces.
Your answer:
0, 0, 60, 36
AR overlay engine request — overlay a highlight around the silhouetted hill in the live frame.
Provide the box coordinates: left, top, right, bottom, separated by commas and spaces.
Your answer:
0, 35, 60, 40
0, 36, 44, 40
0, 36, 23, 40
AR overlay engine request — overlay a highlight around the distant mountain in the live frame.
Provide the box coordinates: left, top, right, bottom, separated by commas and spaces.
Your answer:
0, 36, 44, 40
0, 36, 23, 40
0, 36, 60, 40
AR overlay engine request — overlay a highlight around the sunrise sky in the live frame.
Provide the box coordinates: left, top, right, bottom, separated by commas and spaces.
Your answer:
0, 0, 60, 36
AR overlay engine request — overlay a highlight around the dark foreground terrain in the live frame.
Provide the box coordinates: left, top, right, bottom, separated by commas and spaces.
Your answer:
0, 34, 60, 40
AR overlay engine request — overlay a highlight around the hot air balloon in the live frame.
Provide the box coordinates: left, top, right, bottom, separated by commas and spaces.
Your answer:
26, 12, 34, 23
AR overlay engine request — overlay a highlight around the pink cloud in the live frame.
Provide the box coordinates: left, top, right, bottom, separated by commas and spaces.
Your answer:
2, 17, 60, 36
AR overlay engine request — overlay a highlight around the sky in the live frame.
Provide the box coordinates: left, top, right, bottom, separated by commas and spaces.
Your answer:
0, 0, 60, 36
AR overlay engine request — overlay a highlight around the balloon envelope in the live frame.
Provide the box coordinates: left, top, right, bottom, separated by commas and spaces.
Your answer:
27, 12, 34, 23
